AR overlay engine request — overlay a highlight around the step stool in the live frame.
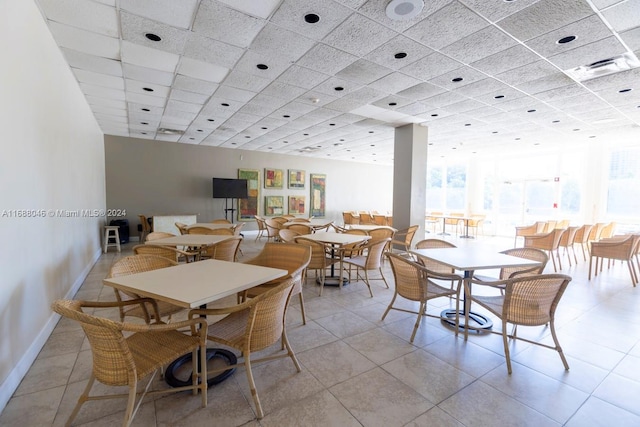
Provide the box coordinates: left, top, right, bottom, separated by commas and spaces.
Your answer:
103, 225, 121, 253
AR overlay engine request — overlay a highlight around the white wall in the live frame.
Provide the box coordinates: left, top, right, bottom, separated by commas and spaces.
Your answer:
0, 0, 106, 410
105, 136, 394, 236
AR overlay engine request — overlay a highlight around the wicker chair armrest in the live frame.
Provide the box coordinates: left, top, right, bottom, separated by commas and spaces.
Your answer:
189, 300, 253, 317
467, 277, 512, 290
77, 298, 162, 320
121, 317, 208, 335
508, 266, 543, 278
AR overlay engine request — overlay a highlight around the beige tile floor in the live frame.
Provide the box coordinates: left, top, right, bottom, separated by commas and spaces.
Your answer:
2, 232, 640, 426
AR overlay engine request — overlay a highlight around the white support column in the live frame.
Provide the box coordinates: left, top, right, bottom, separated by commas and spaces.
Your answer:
392, 124, 428, 240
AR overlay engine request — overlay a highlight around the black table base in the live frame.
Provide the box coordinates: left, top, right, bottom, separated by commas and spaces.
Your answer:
317, 276, 348, 287
440, 309, 493, 330
165, 348, 237, 388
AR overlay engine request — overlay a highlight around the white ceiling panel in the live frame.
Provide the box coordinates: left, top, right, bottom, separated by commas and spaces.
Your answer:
35, 0, 640, 164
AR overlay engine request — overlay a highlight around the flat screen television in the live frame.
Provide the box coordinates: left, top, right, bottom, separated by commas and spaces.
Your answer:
212, 178, 248, 199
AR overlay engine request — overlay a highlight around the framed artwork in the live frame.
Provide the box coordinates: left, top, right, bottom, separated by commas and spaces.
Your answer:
264, 196, 284, 216
288, 196, 305, 214
288, 169, 305, 189
309, 173, 326, 217
238, 169, 259, 221
264, 168, 283, 189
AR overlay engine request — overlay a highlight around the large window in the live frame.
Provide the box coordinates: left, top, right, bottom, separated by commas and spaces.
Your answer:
426, 163, 467, 211
607, 148, 640, 218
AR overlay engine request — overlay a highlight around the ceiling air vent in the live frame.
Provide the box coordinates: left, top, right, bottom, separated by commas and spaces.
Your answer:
565, 52, 640, 82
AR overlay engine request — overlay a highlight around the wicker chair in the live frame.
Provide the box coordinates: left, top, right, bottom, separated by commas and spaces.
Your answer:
240, 243, 311, 324
264, 218, 282, 242
467, 215, 486, 237
558, 226, 580, 267
175, 222, 189, 235
514, 221, 546, 247
444, 213, 464, 236
342, 238, 391, 296
145, 231, 175, 242
589, 234, 640, 286
138, 214, 152, 242
189, 278, 298, 419
383, 253, 462, 343
413, 239, 456, 272
133, 244, 199, 263
294, 236, 339, 296
211, 218, 232, 224
523, 228, 566, 272
463, 274, 572, 374
342, 211, 359, 225
372, 214, 388, 226
573, 224, 593, 261
599, 222, 617, 240
288, 218, 310, 223
278, 228, 301, 243
188, 226, 234, 235
358, 211, 375, 225
200, 236, 242, 261
52, 299, 208, 427
108, 255, 184, 323
254, 215, 267, 241
390, 225, 419, 254
287, 223, 313, 235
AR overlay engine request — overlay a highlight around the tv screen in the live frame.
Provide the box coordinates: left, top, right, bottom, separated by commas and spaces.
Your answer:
212, 178, 248, 199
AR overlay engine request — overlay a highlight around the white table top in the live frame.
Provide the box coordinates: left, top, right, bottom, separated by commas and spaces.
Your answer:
283, 219, 333, 227
145, 235, 232, 246
298, 231, 370, 246
348, 224, 397, 231
409, 247, 542, 272
186, 223, 234, 230
103, 259, 287, 309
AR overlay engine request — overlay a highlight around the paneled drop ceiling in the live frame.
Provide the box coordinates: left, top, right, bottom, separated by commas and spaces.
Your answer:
35, 0, 640, 165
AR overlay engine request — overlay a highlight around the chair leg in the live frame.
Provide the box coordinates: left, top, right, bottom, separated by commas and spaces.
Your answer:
381, 292, 398, 320
298, 292, 306, 324
66, 375, 95, 426
409, 302, 425, 343
244, 353, 264, 419
124, 383, 138, 427
549, 320, 569, 371
363, 269, 373, 297
502, 322, 513, 374
282, 329, 302, 372
379, 267, 389, 288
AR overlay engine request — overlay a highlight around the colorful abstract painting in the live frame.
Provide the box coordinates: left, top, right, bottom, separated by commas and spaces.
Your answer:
288, 196, 305, 214
310, 174, 326, 217
264, 196, 284, 216
288, 169, 305, 189
264, 168, 283, 189
238, 169, 259, 221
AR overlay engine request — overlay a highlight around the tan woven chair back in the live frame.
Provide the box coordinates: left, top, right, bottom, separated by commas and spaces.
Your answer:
133, 244, 180, 262
145, 231, 175, 241
287, 223, 313, 234
414, 239, 457, 273
503, 274, 571, 325
499, 248, 548, 279
211, 218, 231, 224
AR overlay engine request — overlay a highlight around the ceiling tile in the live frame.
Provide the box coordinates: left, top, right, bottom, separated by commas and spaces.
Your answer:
515, 72, 575, 94
61, 48, 122, 76
126, 92, 167, 107
547, 36, 627, 70
48, 22, 119, 59
397, 82, 447, 100
217, 0, 283, 19
262, 82, 308, 102
166, 100, 202, 114
128, 102, 163, 115
172, 75, 219, 95
364, 35, 434, 70
602, 0, 640, 33
123, 63, 174, 86
183, 33, 245, 69
404, 1, 488, 50
495, 60, 559, 86
125, 79, 170, 97
223, 70, 272, 92
121, 41, 179, 72
335, 59, 392, 85
269, 0, 353, 41
401, 51, 464, 81
38, 0, 118, 37
250, 24, 316, 62
470, 44, 542, 75
120, 11, 189, 55
428, 67, 488, 91
169, 89, 209, 104
441, 26, 519, 64
620, 27, 640, 51
581, 66, 640, 91
322, 13, 396, 56
233, 50, 293, 79
214, 86, 257, 103
73, 69, 124, 90
86, 96, 126, 109
192, 0, 266, 48
458, 0, 542, 22
297, 43, 359, 76
80, 83, 125, 100
368, 72, 423, 94
497, 0, 594, 41
119, 0, 199, 29
357, 0, 453, 32
276, 65, 329, 89
177, 57, 229, 83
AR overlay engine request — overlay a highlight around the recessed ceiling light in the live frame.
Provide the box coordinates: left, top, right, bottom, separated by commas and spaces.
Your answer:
389, 102, 397, 106
464, 123, 471, 126
261, 127, 267, 130
245, 136, 250, 138
504, 0, 517, 2
394, 52, 407, 59
142, 87, 154, 92
589, 135, 596, 138
515, 138, 521, 140
268, 147, 273, 150
370, 144, 375, 147
557, 35, 576, 44
334, 86, 344, 91
221, 103, 229, 107
329, 123, 335, 126
189, 137, 195, 140
494, 95, 504, 99
431, 113, 438, 117
452, 77, 464, 82
145, 33, 161, 42
340, 139, 345, 141
141, 132, 147, 135
207, 118, 214, 122
347, 149, 351, 152
256, 64, 268, 70
527, 109, 536, 113
385, 0, 424, 21
141, 122, 148, 125
231, 142, 237, 145
141, 108, 150, 112
304, 133, 310, 136
619, 88, 632, 93
304, 13, 320, 24
334, 143, 343, 146
552, 120, 560, 123
428, 143, 433, 146
573, 129, 580, 131
492, 131, 498, 134
327, 154, 331, 156
316, 145, 321, 148
452, 147, 457, 150
283, 115, 290, 118
369, 131, 374, 134
283, 141, 288, 143
197, 129, 203, 132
